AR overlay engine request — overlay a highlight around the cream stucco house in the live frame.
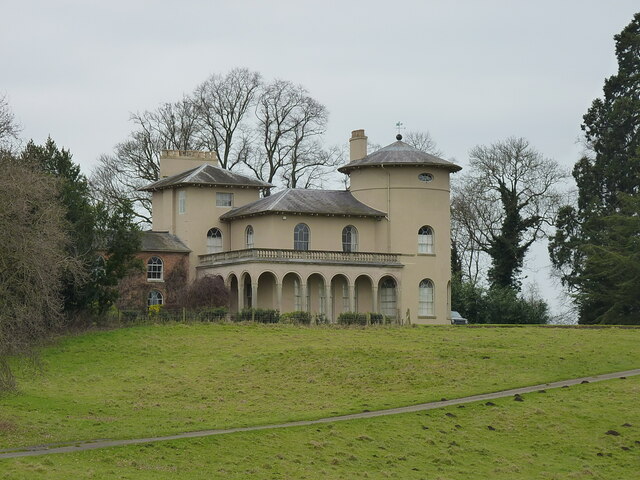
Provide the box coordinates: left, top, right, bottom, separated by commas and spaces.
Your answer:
140, 130, 461, 324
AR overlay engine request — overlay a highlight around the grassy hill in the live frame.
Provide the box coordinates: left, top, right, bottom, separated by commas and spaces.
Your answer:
1, 323, 639, 478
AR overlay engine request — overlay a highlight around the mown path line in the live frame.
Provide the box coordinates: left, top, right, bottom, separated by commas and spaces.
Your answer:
2, 368, 639, 460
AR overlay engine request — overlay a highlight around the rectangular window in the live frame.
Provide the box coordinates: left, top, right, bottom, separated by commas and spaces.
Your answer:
294, 279, 302, 311
342, 284, 350, 312
178, 190, 186, 214
216, 192, 233, 207
319, 285, 325, 315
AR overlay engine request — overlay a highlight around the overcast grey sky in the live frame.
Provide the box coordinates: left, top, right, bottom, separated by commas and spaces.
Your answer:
2, 1, 638, 317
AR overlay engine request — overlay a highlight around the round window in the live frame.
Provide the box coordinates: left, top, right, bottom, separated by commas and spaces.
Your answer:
418, 173, 433, 182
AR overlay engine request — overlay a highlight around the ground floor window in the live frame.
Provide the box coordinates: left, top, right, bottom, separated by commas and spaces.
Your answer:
380, 278, 396, 318
294, 278, 302, 311
147, 290, 163, 306
418, 279, 434, 316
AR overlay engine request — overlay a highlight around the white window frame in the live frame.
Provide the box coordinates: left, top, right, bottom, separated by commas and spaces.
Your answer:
294, 223, 310, 251
418, 226, 434, 254
178, 190, 186, 215
147, 256, 163, 281
419, 279, 435, 316
216, 192, 233, 207
246, 225, 254, 249
342, 225, 358, 252
207, 228, 223, 253
342, 283, 350, 312
294, 278, 302, 311
148, 290, 164, 306
380, 278, 397, 318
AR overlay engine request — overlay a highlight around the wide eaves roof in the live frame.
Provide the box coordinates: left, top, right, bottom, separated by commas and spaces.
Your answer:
141, 231, 191, 253
220, 189, 386, 221
140, 163, 272, 191
338, 139, 462, 174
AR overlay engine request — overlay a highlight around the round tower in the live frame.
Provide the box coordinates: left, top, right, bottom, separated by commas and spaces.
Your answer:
339, 130, 462, 324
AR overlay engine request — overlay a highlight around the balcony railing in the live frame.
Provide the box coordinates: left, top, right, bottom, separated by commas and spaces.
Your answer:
198, 248, 402, 267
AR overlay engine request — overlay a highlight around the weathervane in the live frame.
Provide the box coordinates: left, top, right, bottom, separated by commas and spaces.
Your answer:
395, 121, 405, 141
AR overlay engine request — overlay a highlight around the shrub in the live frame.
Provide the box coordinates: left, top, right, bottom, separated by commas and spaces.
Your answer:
179, 275, 229, 309
369, 313, 384, 325
314, 313, 329, 325
196, 306, 228, 322
238, 308, 280, 323
338, 312, 367, 325
281, 311, 312, 325
452, 275, 549, 324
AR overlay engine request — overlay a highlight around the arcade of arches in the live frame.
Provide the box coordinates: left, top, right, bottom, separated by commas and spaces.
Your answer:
224, 270, 402, 322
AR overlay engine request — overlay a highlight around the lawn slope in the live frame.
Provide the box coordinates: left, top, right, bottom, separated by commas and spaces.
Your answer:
1, 323, 639, 451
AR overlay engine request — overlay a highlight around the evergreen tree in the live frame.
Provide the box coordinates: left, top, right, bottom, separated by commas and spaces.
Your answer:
22, 138, 140, 315
574, 195, 640, 324
549, 12, 640, 324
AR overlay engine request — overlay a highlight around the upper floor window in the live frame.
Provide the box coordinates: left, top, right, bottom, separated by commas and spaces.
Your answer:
216, 192, 233, 207
342, 225, 358, 252
148, 290, 163, 306
418, 279, 435, 316
294, 223, 309, 251
246, 225, 254, 249
178, 190, 186, 214
147, 256, 163, 281
418, 226, 434, 254
207, 228, 223, 253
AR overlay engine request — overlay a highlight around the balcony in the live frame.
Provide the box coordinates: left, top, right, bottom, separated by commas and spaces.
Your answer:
198, 248, 402, 268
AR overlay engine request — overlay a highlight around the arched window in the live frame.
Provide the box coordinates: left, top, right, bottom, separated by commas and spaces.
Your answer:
147, 256, 163, 280
246, 225, 254, 249
419, 279, 435, 316
418, 226, 434, 254
380, 278, 397, 318
342, 225, 358, 252
207, 228, 223, 253
294, 223, 310, 251
147, 290, 163, 306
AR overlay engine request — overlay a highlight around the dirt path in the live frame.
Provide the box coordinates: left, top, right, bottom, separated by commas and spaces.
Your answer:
2, 368, 639, 460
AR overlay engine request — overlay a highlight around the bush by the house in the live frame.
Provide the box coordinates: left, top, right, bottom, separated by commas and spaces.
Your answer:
179, 275, 229, 309
238, 308, 280, 323
281, 311, 312, 325
196, 306, 228, 322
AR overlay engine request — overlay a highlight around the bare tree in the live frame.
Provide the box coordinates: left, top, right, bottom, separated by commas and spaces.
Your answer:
249, 79, 333, 188
0, 95, 21, 152
0, 155, 82, 390
194, 68, 262, 170
91, 98, 201, 224
452, 137, 567, 289
404, 130, 443, 156
92, 70, 336, 215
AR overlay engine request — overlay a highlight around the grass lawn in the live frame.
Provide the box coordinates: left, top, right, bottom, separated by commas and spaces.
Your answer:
2, 374, 639, 479
0, 323, 639, 453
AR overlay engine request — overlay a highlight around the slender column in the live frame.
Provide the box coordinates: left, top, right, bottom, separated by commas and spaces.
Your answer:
276, 282, 283, 313
251, 282, 259, 309
301, 283, 308, 312
372, 285, 379, 314
349, 284, 356, 313
238, 281, 245, 311
325, 284, 332, 323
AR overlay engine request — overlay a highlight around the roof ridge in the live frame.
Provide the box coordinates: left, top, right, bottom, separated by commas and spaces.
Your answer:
268, 189, 291, 210
183, 163, 209, 183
